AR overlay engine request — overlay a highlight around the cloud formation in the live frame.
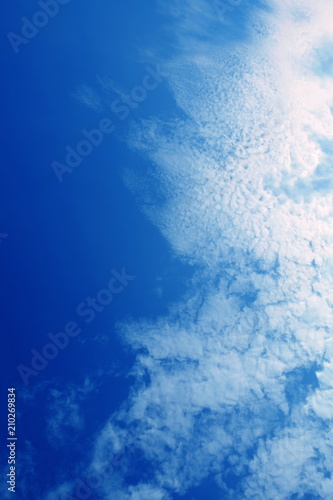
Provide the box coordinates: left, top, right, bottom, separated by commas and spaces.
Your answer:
50, 1, 333, 498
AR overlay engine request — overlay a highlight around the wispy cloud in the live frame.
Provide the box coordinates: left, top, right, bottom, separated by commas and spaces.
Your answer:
46, 378, 94, 449
72, 84, 102, 112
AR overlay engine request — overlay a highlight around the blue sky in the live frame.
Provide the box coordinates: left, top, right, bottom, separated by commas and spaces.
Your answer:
1, 1, 333, 499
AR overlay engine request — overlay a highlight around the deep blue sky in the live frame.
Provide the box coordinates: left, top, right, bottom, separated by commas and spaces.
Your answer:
0, 1, 195, 498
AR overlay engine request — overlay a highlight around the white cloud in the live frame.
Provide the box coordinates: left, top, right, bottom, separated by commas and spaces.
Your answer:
49, 0, 333, 498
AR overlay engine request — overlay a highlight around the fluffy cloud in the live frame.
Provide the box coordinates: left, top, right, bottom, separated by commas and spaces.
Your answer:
52, 1, 333, 498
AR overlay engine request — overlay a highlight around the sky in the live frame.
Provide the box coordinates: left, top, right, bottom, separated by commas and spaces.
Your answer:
1, 0, 333, 499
